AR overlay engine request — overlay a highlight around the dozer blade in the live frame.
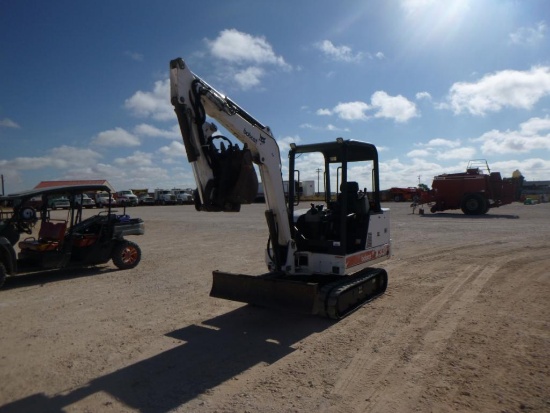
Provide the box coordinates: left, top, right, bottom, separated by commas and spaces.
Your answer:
211, 268, 388, 319
211, 271, 321, 314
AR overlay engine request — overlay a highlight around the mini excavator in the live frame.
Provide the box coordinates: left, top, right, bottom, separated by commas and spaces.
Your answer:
170, 58, 390, 319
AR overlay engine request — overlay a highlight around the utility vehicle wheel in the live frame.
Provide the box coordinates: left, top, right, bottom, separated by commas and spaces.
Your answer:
461, 194, 487, 215
112, 241, 141, 270
0, 263, 6, 289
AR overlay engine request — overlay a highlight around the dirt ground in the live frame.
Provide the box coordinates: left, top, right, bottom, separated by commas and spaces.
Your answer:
0, 201, 548, 413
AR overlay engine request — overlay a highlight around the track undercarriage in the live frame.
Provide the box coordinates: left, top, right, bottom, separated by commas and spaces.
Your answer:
211, 267, 388, 320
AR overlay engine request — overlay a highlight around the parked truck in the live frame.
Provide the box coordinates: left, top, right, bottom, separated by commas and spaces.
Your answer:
115, 190, 138, 206
95, 191, 117, 208
171, 189, 193, 205
423, 160, 523, 215
154, 189, 176, 205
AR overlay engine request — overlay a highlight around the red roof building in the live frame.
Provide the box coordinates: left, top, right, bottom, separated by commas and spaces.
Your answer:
34, 180, 115, 192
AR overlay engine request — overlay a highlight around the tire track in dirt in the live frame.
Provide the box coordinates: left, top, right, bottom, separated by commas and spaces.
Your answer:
332, 264, 477, 393
328, 261, 502, 412
365, 263, 501, 412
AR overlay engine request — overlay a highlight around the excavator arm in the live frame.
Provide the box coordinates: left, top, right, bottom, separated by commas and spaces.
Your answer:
169, 58, 294, 270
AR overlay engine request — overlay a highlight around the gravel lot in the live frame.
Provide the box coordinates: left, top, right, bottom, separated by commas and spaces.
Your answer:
0, 201, 549, 412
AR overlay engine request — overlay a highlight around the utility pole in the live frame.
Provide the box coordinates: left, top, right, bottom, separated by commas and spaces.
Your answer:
316, 168, 322, 196
1, 174, 4, 196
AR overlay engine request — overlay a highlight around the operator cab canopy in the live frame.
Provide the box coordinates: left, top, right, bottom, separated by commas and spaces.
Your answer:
289, 139, 379, 164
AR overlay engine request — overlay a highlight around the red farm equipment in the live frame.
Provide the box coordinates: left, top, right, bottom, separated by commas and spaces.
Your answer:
389, 187, 422, 202
423, 160, 523, 215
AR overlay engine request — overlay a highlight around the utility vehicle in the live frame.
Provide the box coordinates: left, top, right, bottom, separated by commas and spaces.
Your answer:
0, 184, 144, 288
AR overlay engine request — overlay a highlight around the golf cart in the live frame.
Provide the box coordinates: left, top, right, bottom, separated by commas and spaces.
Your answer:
0, 184, 144, 288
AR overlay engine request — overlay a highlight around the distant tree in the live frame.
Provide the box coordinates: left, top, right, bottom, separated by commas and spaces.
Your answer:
418, 183, 429, 191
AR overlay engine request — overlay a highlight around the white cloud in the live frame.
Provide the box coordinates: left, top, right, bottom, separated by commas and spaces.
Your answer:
0, 157, 58, 171
509, 21, 546, 45
234, 66, 264, 89
424, 138, 461, 148
371, 91, 418, 122
0, 145, 102, 171
408, 140, 474, 161
204, 29, 290, 90
375, 52, 385, 60
326, 124, 350, 132
114, 151, 153, 166
447, 66, 550, 115
333, 101, 370, 121
473, 116, 550, 154
416, 91, 431, 100
0, 118, 20, 128
317, 92, 417, 123
299, 123, 350, 132
49, 146, 102, 164
315, 40, 364, 62
134, 123, 180, 139
277, 135, 301, 154
407, 149, 430, 158
435, 147, 476, 160
157, 141, 187, 159
316, 108, 332, 116
518, 115, 550, 135
124, 79, 173, 121
489, 158, 550, 181
206, 29, 289, 69
92, 127, 140, 147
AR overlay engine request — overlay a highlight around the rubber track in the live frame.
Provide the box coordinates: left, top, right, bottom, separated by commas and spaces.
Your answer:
320, 268, 388, 319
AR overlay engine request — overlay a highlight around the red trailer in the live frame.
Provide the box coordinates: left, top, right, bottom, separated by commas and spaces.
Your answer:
424, 160, 523, 215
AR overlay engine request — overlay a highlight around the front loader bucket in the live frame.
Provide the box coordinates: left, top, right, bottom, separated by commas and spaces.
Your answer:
211, 271, 321, 314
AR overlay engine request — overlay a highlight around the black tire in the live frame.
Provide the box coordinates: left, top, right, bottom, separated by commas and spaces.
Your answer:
461, 194, 487, 215
394, 194, 403, 202
0, 262, 6, 289
112, 241, 141, 270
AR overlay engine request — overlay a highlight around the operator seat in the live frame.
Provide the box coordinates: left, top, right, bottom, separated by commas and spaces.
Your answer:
339, 181, 369, 253
340, 182, 361, 214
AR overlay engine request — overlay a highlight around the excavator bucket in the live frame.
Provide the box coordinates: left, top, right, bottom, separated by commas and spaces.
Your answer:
210, 268, 388, 319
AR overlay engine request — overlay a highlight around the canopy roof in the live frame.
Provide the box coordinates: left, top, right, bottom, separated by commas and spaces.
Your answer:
290, 139, 378, 163
1, 184, 111, 202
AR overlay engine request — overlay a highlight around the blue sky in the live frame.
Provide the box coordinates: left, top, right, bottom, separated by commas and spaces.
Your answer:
1, 0, 549, 193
